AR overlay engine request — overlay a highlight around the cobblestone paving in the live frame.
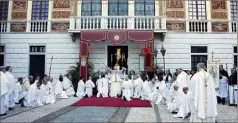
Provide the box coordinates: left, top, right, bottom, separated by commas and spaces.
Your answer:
158, 103, 238, 122
0, 97, 79, 122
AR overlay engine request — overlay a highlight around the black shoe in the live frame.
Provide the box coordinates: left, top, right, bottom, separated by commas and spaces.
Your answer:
15, 102, 20, 104
9, 108, 14, 110
0, 113, 7, 116
123, 96, 127, 101
229, 104, 234, 106
100, 94, 102, 98
84, 94, 89, 98
234, 104, 237, 107
172, 112, 178, 114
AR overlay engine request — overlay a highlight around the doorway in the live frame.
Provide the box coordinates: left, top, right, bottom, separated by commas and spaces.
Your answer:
29, 55, 45, 80
108, 46, 128, 71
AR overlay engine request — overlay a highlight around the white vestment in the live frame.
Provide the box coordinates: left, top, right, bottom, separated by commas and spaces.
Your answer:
175, 71, 189, 90
62, 76, 75, 97
229, 85, 237, 105
40, 84, 49, 104
24, 83, 44, 107
155, 81, 168, 104
84, 80, 95, 97
109, 73, 122, 97
141, 81, 152, 100
148, 82, 160, 103
54, 80, 68, 99
97, 78, 109, 97
121, 80, 133, 101
129, 79, 134, 97
0, 72, 9, 114
45, 81, 56, 104
173, 91, 191, 119
22, 78, 31, 91
167, 90, 180, 112
190, 70, 217, 122
133, 77, 143, 98
76, 80, 85, 98
164, 75, 172, 89
5, 71, 17, 108
15, 82, 26, 103
218, 77, 228, 98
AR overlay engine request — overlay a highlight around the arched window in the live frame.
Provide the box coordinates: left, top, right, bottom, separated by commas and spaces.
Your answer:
108, 0, 128, 16
32, 0, 49, 20
0, 1, 9, 20
135, 0, 155, 16
81, 0, 101, 16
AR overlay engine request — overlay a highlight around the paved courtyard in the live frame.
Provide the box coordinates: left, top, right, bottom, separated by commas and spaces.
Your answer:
0, 97, 237, 122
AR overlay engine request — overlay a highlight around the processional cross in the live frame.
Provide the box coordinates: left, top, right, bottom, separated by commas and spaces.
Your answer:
211, 51, 214, 61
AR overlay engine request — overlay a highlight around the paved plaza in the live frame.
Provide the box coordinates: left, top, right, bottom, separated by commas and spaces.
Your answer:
0, 97, 237, 122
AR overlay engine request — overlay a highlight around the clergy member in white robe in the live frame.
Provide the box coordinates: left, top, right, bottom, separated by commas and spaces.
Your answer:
0, 67, 9, 116
24, 82, 44, 107
62, 75, 75, 97
40, 79, 50, 104
121, 76, 133, 101
155, 76, 168, 104
76, 77, 85, 98
141, 76, 152, 100
5, 66, 17, 110
84, 76, 95, 97
109, 65, 123, 98
167, 85, 180, 113
15, 78, 27, 107
23, 76, 33, 91
148, 77, 160, 103
45, 77, 56, 104
133, 75, 143, 98
54, 75, 68, 99
129, 75, 134, 98
218, 76, 228, 104
101, 74, 109, 97
190, 63, 217, 122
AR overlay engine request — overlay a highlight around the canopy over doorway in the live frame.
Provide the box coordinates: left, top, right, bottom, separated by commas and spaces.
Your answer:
78, 30, 155, 80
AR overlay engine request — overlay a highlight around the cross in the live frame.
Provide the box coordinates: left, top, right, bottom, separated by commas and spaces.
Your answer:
211, 51, 214, 61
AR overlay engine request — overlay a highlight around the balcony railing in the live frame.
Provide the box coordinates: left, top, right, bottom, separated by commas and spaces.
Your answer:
69, 16, 167, 31
0, 18, 237, 33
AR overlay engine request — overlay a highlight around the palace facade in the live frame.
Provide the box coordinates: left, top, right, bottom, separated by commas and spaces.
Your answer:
0, 0, 237, 79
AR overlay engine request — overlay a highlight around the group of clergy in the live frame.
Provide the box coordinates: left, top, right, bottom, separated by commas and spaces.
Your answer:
0, 66, 76, 116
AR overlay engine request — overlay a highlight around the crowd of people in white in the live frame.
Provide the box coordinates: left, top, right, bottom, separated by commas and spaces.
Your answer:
1, 62, 237, 123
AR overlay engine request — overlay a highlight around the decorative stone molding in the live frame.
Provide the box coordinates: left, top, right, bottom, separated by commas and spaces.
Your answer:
166, 11, 185, 18
52, 11, 70, 18
53, 0, 70, 8
167, 22, 185, 32
212, 22, 228, 32
10, 23, 26, 32
211, 12, 227, 19
51, 22, 69, 31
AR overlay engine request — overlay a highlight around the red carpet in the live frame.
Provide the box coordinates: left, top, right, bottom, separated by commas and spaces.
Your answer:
72, 97, 152, 107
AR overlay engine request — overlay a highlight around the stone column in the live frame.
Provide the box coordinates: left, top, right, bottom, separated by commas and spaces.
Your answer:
47, 0, 53, 32
26, 0, 33, 32
227, 1, 232, 32
185, 1, 189, 32
206, 1, 212, 32
101, 0, 108, 29
128, 0, 134, 29
6, 1, 13, 32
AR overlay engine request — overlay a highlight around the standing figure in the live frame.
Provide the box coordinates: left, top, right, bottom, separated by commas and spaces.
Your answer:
84, 76, 95, 97
15, 77, 27, 107
228, 68, 237, 106
5, 66, 17, 110
109, 63, 123, 98
141, 76, 152, 100
217, 76, 228, 105
190, 63, 217, 122
164, 69, 172, 89
0, 66, 9, 116
121, 76, 133, 101
133, 75, 143, 98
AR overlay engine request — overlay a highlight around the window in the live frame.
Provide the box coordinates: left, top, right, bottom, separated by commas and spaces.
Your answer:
81, 0, 101, 16
30, 46, 45, 53
234, 46, 237, 67
191, 46, 208, 69
108, 0, 128, 16
0, 46, 5, 66
188, 0, 206, 20
231, 0, 237, 21
32, 0, 49, 20
135, 0, 155, 16
0, 1, 9, 20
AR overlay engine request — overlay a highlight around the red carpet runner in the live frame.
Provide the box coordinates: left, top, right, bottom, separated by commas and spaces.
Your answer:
72, 97, 152, 107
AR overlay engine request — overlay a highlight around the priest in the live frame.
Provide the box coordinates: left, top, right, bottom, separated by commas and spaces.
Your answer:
84, 76, 95, 97
167, 85, 180, 113
141, 76, 152, 100
0, 66, 9, 116
54, 75, 68, 99
5, 66, 17, 110
133, 75, 143, 98
190, 63, 217, 122
46, 77, 56, 104
121, 76, 133, 101
76, 76, 85, 98
62, 75, 75, 97
109, 63, 123, 98
24, 81, 44, 107
23, 76, 33, 91
15, 77, 27, 107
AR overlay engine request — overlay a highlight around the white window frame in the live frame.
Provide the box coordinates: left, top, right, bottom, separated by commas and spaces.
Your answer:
188, 0, 206, 20
190, 45, 208, 70
28, 44, 46, 76
230, 0, 237, 21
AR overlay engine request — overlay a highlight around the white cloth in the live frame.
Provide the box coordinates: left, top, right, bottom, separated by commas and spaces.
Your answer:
24, 83, 44, 107
109, 73, 122, 97
173, 92, 191, 119
0, 72, 9, 114
190, 70, 217, 122
229, 85, 238, 105
45, 81, 56, 104
22, 78, 30, 91
97, 78, 109, 97
129, 79, 134, 97
175, 71, 189, 90
167, 90, 180, 112
164, 75, 172, 89
141, 81, 152, 100
5, 71, 17, 108
62, 76, 75, 97
54, 80, 68, 99
218, 78, 228, 98
84, 80, 95, 97
0, 94, 8, 114
133, 77, 143, 98
15, 82, 27, 103
121, 80, 133, 101
40, 84, 49, 104
76, 80, 85, 98
155, 81, 168, 104
148, 82, 160, 103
